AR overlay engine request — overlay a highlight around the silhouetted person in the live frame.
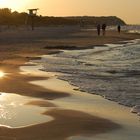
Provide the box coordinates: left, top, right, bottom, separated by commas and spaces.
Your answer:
102, 24, 107, 36
97, 24, 101, 36
117, 25, 121, 33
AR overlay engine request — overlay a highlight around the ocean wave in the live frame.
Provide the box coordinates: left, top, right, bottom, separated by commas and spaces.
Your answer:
40, 39, 140, 116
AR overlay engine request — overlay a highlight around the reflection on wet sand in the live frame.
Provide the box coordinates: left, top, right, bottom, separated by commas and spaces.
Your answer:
0, 93, 52, 128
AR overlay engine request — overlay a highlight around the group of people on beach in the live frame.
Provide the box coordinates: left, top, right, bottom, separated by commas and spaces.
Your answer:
97, 24, 121, 36
97, 24, 106, 36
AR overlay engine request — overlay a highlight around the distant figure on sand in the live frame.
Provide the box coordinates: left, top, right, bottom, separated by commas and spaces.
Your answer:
102, 24, 107, 36
117, 25, 121, 33
97, 24, 101, 36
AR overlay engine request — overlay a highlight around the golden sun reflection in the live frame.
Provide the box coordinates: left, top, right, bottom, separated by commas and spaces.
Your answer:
0, 71, 5, 78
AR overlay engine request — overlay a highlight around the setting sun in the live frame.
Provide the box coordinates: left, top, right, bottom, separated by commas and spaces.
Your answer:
0, 0, 140, 24
0, 71, 5, 78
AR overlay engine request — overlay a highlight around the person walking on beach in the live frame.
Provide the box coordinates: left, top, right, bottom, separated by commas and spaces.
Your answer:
117, 25, 121, 33
102, 24, 107, 36
97, 24, 101, 36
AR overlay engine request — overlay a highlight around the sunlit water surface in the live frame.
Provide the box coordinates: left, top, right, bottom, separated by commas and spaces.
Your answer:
0, 93, 52, 128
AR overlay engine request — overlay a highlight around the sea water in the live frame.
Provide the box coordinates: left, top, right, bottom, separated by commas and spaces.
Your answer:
40, 39, 140, 115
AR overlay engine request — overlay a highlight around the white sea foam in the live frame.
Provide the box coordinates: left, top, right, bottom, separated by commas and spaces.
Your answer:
125, 25, 140, 34
39, 39, 140, 116
131, 105, 140, 114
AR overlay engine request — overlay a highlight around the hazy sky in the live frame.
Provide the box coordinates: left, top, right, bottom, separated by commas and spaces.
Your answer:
0, 0, 140, 24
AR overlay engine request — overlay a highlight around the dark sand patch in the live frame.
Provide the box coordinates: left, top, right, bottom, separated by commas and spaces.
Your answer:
0, 73, 70, 100
0, 63, 70, 100
26, 100, 57, 107
44, 44, 108, 50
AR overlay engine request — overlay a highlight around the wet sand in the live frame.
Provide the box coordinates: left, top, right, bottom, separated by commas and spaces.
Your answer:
0, 26, 140, 139
0, 109, 120, 140
0, 61, 70, 99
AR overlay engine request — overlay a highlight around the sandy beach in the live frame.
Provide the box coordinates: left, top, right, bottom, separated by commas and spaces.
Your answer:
0, 26, 140, 140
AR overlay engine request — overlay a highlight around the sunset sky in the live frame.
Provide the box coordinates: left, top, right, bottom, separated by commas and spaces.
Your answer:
0, 0, 140, 24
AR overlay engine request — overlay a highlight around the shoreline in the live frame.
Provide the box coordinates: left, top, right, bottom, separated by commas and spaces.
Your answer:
18, 58, 140, 140
52, 38, 140, 109
0, 27, 140, 139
